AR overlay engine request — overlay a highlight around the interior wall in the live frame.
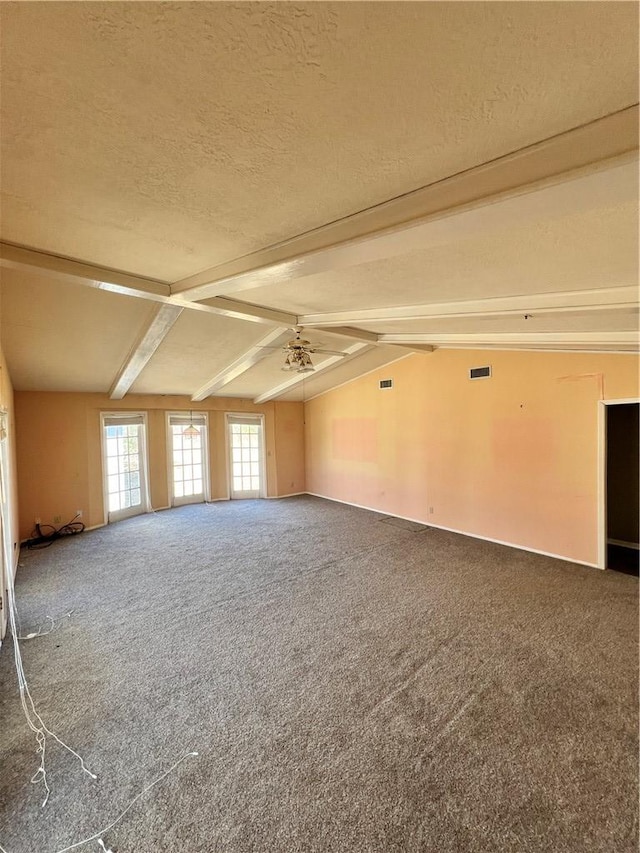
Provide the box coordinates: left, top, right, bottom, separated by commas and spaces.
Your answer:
0, 344, 20, 574
607, 403, 640, 546
14, 392, 305, 540
305, 349, 639, 567
274, 401, 307, 496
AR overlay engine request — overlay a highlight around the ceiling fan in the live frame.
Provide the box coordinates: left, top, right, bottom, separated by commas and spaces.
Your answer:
267, 327, 349, 373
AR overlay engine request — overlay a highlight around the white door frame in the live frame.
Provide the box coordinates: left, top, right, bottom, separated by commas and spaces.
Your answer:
0, 408, 12, 639
225, 412, 267, 499
100, 412, 150, 524
166, 411, 210, 506
597, 397, 640, 569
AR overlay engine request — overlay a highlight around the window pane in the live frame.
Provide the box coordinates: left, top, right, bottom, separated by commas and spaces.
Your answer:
104, 422, 145, 516
251, 477, 260, 491
170, 416, 207, 501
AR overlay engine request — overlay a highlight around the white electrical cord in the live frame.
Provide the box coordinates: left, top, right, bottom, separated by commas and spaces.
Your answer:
17, 611, 74, 641
51, 751, 198, 853
6, 579, 96, 807
2, 571, 198, 852
0, 751, 197, 853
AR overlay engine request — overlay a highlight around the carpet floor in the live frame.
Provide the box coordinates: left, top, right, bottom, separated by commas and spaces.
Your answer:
0, 496, 637, 853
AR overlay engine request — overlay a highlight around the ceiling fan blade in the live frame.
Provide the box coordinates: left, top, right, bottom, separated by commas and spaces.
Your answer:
309, 348, 348, 357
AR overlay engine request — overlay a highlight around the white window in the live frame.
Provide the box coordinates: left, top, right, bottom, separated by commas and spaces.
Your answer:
168, 413, 209, 506
227, 415, 265, 499
102, 414, 149, 522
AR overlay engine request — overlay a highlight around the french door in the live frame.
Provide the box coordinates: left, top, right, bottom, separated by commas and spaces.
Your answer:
102, 414, 149, 522
227, 415, 265, 499
168, 412, 209, 506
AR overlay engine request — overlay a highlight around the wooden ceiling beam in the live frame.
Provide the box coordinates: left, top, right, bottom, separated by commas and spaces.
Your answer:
109, 304, 184, 399
170, 107, 638, 302
300, 287, 639, 328
253, 343, 371, 403
191, 328, 292, 401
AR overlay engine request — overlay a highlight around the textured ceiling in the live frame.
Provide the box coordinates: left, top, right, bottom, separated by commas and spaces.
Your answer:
0, 3, 637, 402
234, 198, 639, 315
277, 349, 415, 403
128, 310, 269, 396
1, 2, 637, 279
220, 328, 372, 400
0, 268, 154, 392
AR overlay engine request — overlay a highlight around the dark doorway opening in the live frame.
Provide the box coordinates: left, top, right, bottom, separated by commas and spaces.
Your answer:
606, 402, 639, 576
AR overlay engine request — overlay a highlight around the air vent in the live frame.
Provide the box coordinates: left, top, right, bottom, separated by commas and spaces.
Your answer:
469, 366, 491, 380
379, 378, 394, 389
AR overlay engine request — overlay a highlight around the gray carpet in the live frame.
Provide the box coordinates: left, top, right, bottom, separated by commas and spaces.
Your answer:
0, 496, 637, 853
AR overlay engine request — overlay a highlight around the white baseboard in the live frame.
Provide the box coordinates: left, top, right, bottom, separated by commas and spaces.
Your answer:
266, 492, 307, 500
608, 538, 640, 550
305, 491, 600, 569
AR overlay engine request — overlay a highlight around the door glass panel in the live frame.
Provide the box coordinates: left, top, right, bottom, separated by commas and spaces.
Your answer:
229, 421, 263, 498
104, 424, 145, 514
169, 420, 206, 505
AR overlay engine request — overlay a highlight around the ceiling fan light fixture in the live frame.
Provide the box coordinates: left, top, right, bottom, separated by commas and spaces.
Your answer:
279, 328, 322, 373
297, 351, 314, 372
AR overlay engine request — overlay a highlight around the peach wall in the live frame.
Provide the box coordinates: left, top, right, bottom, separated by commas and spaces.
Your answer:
14, 392, 305, 540
274, 401, 306, 495
305, 349, 639, 566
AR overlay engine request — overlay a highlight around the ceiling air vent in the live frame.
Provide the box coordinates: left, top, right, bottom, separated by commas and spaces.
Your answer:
379, 379, 394, 390
469, 366, 491, 380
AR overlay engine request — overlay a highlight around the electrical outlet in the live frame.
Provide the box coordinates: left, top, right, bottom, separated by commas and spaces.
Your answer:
53, 515, 61, 524
35, 517, 41, 525
76, 509, 83, 518
429, 507, 434, 514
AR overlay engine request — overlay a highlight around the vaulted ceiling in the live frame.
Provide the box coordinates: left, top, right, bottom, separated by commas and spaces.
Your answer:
0, 2, 638, 402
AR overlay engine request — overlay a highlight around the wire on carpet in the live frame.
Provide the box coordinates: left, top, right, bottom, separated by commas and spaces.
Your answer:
5, 578, 96, 809
1, 551, 198, 852
0, 751, 198, 853
26, 515, 85, 550
17, 610, 74, 641
51, 751, 198, 853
